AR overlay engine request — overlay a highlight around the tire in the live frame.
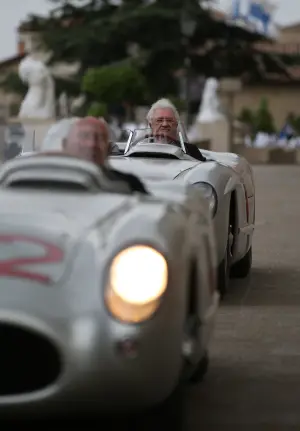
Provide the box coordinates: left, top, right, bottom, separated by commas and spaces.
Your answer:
189, 351, 209, 384
136, 385, 186, 431
230, 246, 252, 278
217, 225, 233, 298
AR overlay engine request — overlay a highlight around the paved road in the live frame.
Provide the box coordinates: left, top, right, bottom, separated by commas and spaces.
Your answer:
187, 165, 300, 430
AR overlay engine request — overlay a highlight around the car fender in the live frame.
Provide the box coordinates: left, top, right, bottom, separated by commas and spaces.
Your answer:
177, 162, 241, 263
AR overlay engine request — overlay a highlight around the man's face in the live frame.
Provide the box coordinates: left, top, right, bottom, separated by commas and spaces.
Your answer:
64, 120, 109, 165
150, 108, 178, 141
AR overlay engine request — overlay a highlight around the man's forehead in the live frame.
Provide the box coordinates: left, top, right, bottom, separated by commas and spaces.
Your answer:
71, 120, 107, 133
153, 108, 176, 118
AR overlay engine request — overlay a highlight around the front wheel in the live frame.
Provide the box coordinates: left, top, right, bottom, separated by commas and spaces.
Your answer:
136, 386, 186, 431
217, 221, 233, 298
230, 246, 252, 278
189, 351, 209, 384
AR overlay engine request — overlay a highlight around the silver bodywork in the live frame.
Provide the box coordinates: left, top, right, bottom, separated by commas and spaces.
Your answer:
0, 155, 219, 418
111, 141, 255, 268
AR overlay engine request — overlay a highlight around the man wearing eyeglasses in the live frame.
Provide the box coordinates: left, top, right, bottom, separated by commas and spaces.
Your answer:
146, 98, 206, 162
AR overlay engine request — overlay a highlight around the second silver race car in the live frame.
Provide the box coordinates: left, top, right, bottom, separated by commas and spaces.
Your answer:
111, 128, 255, 296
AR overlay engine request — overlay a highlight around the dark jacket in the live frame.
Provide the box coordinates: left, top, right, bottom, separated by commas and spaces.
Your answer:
164, 139, 206, 161
184, 142, 206, 162
103, 166, 148, 194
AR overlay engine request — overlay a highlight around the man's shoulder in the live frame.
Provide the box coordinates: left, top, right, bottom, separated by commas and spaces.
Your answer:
185, 142, 206, 161
110, 168, 136, 181
107, 167, 148, 193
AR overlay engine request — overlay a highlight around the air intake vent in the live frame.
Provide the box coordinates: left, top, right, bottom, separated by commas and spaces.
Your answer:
8, 179, 89, 192
0, 323, 62, 395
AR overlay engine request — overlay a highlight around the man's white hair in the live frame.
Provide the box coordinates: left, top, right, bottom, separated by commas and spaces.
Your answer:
146, 98, 180, 123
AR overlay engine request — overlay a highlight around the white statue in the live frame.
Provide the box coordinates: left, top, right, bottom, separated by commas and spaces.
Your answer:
196, 77, 225, 123
18, 55, 56, 120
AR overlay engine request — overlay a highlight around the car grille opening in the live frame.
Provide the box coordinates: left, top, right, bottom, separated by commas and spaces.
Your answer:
0, 323, 62, 396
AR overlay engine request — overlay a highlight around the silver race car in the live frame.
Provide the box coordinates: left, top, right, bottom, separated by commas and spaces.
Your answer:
111, 128, 255, 296
0, 154, 219, 427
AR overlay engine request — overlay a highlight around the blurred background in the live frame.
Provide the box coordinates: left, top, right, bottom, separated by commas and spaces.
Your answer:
1, 0, 300, 159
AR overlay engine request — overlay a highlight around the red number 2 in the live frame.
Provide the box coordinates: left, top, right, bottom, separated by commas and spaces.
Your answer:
0, 234, 64, 284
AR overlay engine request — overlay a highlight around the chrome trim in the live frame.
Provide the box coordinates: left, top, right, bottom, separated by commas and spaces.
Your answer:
124, 130, 134, 154
178, 131, 187, 154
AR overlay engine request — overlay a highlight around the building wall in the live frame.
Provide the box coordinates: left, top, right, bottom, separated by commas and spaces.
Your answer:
279, 26, 300, 44
256, 25, 300, 54
233, 85, 300, 129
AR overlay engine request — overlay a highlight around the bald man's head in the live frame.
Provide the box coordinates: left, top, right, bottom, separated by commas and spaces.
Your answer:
63, 117, 110, 165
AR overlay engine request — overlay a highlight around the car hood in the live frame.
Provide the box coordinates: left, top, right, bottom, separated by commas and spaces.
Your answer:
0, 191, 134, 285
110, 156, 200, 180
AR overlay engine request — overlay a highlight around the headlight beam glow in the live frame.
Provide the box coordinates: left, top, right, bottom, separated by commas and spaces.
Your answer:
106, 245, 168, 323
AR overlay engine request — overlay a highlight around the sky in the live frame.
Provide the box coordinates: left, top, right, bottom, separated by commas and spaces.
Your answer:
0, 0, 299, 61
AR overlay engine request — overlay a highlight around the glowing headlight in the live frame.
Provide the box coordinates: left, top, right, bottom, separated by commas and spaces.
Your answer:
192, 182, 217, 217
106, 245, 168, 322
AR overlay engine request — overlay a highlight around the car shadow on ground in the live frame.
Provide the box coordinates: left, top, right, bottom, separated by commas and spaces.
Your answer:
185, 264, 300, 430
223, 267, 300, 307
186, 358, 300, 430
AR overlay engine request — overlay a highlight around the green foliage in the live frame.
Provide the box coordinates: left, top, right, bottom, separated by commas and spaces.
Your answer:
238, 107, 255, 126
0, 72, 27, 97
27, 0, 214, 101
82, 61, 147, 105
13, 0, 277, 104
254, 97, 276, 134
87, 101, 108, 117
286, 112, 300, 135
54, 76, 81, 98
238, 101, 276, 135
167, 95, 186, 112
9, 103, 21, 117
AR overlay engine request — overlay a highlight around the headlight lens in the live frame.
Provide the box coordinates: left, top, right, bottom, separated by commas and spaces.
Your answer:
106, 245, 168, 322
192, 182, 217, 217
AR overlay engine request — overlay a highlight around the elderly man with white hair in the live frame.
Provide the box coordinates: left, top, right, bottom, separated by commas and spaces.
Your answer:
41, 117, 121, 154
146, 98, 206, 161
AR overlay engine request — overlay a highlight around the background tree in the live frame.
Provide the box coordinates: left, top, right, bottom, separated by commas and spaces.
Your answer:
0, 72, 27, 98
82, 60, 148, 120
254, 97, 276, 134
20, 0, 217, 100
87, 101, 108, 118
238, 106, 256, 139
6, 0, 292, 117
238, 107, 255, 126
286, 112, 300, 135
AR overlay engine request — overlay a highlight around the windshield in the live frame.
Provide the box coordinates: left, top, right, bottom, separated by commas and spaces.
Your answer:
124, 126, 187, 154
41, 118, 79, 151
41, 118, 119, 152
7, 118, 191, 161
6, 120, 123, 161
